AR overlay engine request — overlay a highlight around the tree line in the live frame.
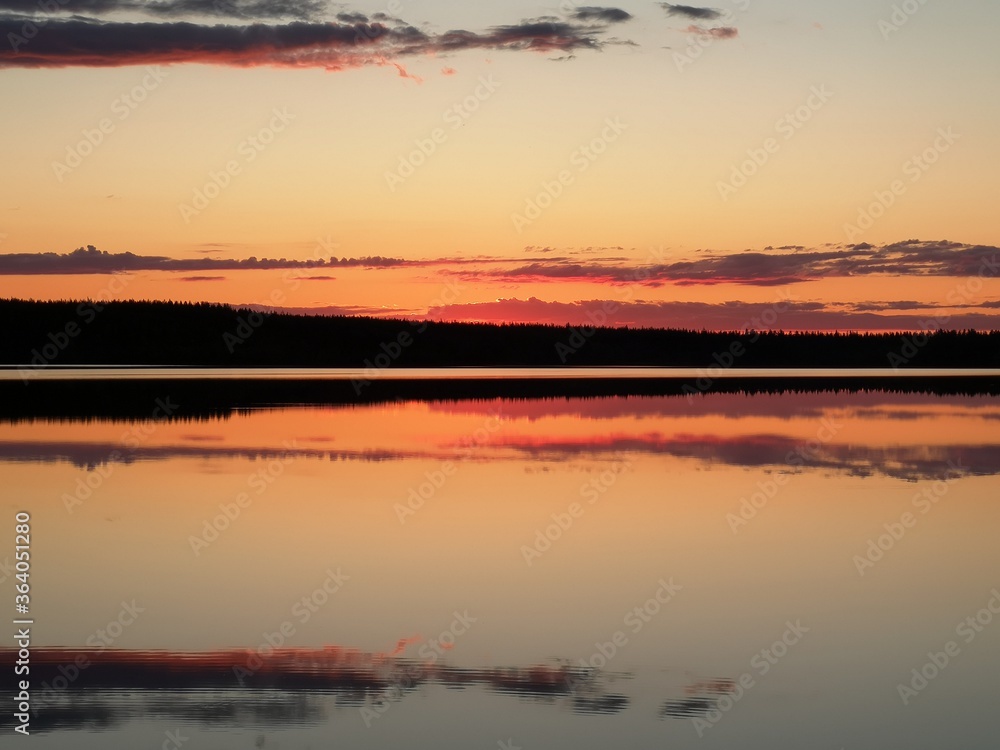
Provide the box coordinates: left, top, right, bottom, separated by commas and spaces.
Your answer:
1, 298, 997, 368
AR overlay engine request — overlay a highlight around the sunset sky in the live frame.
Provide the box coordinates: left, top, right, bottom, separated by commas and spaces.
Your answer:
1, 0, 998, 329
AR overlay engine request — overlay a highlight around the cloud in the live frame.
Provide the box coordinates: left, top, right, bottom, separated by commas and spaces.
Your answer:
422, 296, 1000, 332
245, 303, 419, 317
682, 24, 738, 38
0, 7, 633, 69
0, 0, 330, 19
334, 10, 370, 24
4, 240, 998, 293
0, 245, 410, 273
660, 3, 723, 20
178, 275, 225, 281
447, 240, 1000, 286
572, 6, 633, 22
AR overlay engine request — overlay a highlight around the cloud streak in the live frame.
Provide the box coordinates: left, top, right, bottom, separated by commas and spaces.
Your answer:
423, 297, 1000, 332
447, 241, 1000, 286
4, 240, 999, 293
0, 0, 329, 20
0, 6, 633, 69
682, 24, 738, 38
660, 3, 724, 21
0, 245, 410, 273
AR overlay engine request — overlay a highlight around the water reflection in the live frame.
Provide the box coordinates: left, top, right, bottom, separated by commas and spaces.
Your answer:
2, 372, 998, 422
2, 387, 998, 749
0, 646, 638, 732
2, 392, 998, 481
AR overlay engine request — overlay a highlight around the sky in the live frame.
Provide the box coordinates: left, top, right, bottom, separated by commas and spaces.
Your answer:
0, 0, 998, 330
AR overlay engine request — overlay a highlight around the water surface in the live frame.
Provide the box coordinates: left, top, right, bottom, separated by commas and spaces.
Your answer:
1, 388, 997, 748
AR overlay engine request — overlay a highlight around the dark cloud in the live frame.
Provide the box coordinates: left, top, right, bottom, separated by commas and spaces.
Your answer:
447, 241, 1000, 286
192, 243, 233, 254
573, 6, 632, 22
0, 245, 410, 273
0, 7, 633, 69
423, 296, 1000, 332
660, 3, 723, 20
178, 275, 225, 281
334, 11, 369, 23
682, 24, 737, 38
0, 0, 328, 20
847, 300, 940, 312
4, 241, 998, 294
245, 302, 420, 317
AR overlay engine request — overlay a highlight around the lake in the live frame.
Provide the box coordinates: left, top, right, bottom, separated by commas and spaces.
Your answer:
1, 378, 998, 748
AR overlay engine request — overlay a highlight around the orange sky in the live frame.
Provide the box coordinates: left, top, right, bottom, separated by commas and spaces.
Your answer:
1, 0, 999, 329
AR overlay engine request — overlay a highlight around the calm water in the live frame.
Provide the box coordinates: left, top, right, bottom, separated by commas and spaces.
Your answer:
1, 387, 998, 748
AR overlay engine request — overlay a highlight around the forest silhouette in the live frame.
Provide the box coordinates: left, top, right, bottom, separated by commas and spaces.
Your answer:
2, 298, 998, 369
